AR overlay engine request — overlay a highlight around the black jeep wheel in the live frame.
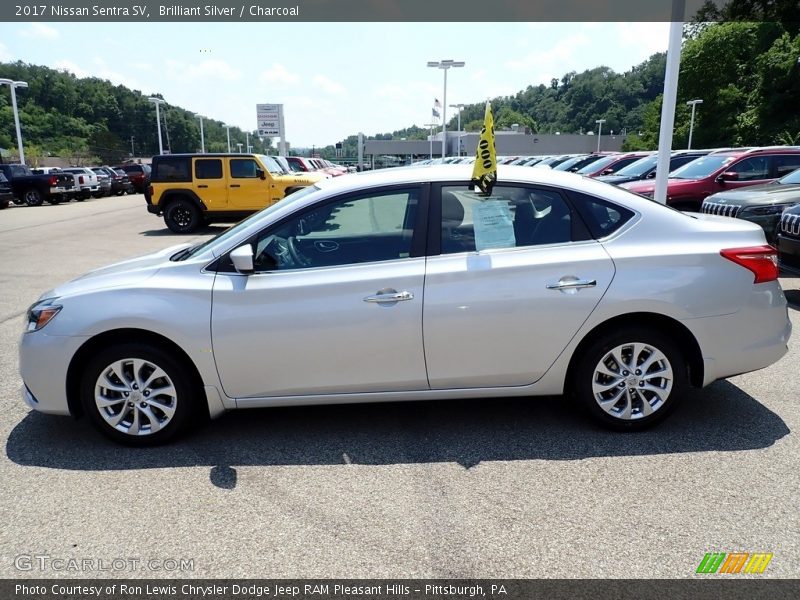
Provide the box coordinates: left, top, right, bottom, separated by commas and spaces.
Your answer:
164, 198, 202, 234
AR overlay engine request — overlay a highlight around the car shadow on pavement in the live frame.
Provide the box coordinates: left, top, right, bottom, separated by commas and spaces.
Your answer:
784, 289, 800, 311
139, 225, 229, 237
5, 380, 789, 489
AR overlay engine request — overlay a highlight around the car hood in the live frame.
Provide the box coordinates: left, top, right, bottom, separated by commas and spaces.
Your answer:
275, 172, 323, 186
40, 242, 192, 300
596, 174, 641, 185
705, 183, 800, 206
621, 178, 699, 195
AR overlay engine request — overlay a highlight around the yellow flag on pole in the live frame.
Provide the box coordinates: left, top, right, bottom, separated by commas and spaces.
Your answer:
471, 101, 497, 195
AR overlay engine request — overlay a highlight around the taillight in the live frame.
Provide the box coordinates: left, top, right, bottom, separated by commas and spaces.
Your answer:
720, 245, 779, 283
49, 175, 57, 186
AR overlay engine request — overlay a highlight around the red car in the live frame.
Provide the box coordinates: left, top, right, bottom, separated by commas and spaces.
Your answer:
114, 163, 151, 194
574, 152, 652, 177
622, 147, 800, 211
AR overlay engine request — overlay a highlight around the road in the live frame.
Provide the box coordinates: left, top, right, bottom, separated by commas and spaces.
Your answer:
0, 196, 798, 578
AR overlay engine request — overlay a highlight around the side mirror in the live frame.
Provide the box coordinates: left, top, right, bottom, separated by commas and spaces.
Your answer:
716, 171, 739, 183
256, 168, 266, 180
646, 171, 656, 179
230, 245, 254, 274
601, 168, 615, 175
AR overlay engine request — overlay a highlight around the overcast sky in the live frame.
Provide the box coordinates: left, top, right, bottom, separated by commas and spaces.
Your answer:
0, 22, 670, 147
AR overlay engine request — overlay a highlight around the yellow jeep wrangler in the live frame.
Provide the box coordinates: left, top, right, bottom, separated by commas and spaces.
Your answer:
145, 153, 323, 233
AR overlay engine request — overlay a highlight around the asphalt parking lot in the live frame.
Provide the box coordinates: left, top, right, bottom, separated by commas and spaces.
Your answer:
0, 195, 798, 579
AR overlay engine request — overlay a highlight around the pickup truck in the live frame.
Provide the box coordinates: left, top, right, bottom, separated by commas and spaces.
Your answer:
0, 163, 76, 206
0, 172, 12, 209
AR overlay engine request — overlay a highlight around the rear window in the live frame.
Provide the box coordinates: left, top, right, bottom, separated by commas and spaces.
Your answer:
152, 157, 191, 182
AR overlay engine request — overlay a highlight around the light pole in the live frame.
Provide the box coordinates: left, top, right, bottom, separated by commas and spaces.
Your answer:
595, 119, 606, 152
130, 136, 135, 157
245, 132, 250, 153
194, 114, 205, 153
449, 103, 465, 156
428, 59, 465, 158
147, 97, 166, 155
686, 99, 703, 150
223, 124, 232, 153
0, 79, 29, 164
237, 142, 243, 153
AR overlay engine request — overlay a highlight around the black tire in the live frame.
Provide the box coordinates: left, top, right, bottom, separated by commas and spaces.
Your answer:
23, 188, 44, 207
80, 343, 197, 446
0, 199, 9, 210
572, 328, 687, 431
164, 198, 202, 233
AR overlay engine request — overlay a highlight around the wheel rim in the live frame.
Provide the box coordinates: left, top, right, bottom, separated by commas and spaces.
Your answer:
94, 358, 178, 436
591, 342, 673, 420
25, 191, 39, 203
172, 206, 192, 227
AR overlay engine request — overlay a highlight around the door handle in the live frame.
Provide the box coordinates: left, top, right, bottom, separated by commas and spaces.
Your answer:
230, 184, 240, 188
363, 290, 414, 303
546, 278, 597, 290
198, 184, 208, 188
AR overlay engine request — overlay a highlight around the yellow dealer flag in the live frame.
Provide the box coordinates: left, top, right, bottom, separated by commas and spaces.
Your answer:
471, 101, 497, 195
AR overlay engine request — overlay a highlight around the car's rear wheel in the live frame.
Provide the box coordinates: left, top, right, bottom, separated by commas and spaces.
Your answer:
574, 328, 687, 431
23, 188, 43, 206
164, 198, 201, 233
80, 343, 196, 446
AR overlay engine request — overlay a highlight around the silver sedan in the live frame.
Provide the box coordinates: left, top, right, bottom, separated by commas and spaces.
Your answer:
19, 165, 791, 444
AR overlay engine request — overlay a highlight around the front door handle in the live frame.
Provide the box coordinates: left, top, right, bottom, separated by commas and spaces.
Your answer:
230, 184, 240, 188
546, 278, 597, 290
363, 290, 414, 303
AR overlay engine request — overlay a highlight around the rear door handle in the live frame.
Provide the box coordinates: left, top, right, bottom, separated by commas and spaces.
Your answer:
363, 290, 414, 303
230, 184, 240, 188
546, 278, 597, 290
198, 184, 208, 188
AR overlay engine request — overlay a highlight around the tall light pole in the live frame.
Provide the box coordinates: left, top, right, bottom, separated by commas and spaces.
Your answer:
0, 79, 29, 164
237, 142, 243, 154
595, 119, 606, 152
245, 132, 250, 153
147, 97, 166, 155
449, 103, 465, 156
427, 59, 465, 158
686, 99, 703, 150
223, 124, 232, 153
194, 114, 205, 153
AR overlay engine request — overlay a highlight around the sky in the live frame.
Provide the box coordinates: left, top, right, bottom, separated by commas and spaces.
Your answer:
0, 22, 670, 148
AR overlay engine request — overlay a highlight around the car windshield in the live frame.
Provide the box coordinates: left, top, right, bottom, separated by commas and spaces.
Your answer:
553, 156, 588, 171
669, 155, 735, 179
778, 168, 800, 185
173, 184, 322, 261
613, 155, 658, 177
257, 154, 285, 175
576, 155, 616, 174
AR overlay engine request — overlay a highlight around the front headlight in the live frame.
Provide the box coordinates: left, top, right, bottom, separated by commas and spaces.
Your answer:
740, 204, 794, 216
26, 298, 62, 332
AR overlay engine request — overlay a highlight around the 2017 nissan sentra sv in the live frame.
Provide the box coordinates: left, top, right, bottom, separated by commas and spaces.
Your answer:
20, 165, 791, 445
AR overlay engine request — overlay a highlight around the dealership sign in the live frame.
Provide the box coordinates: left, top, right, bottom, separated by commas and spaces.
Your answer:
257, 104, 283, 137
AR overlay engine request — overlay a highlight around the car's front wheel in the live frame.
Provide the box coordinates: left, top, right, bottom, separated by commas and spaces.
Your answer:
164, 198, 201, 233
574, 328, 687, 431
81, 343, 196, 445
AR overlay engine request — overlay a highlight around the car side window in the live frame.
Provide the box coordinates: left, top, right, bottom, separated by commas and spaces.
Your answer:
774, 155, 800, 177
728, 157, 770, 181
230, 159, 258, 178
439, 185, 572, 254
195, 159, 223, 179
566, 190, 635, 239
153, 158, 191, 182
252, 188, 419, 271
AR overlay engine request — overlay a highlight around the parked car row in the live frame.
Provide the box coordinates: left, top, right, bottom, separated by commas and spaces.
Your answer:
285, 156, 352, 177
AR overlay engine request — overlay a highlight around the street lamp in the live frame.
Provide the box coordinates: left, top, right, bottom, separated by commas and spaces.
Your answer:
0, 79, 29, 164
595, 119, 606, 152
449, 103, 466, 156
237, 142, 243, 154
194, 114, 205, 153
427, 59, 465, 158
245, 132, 250, 154
147, 97, 166, 155
686, 99, 703, 150
223, 124, 232, 153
